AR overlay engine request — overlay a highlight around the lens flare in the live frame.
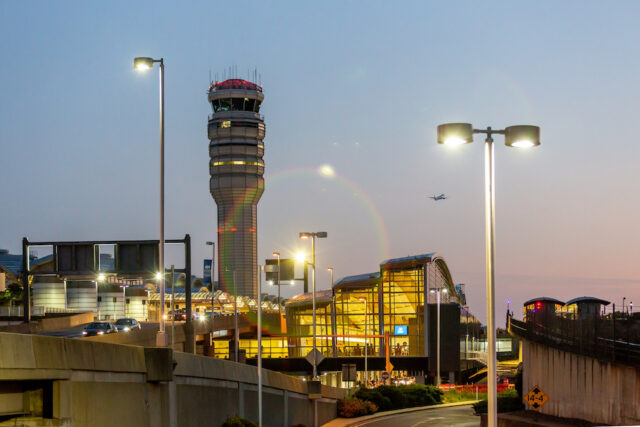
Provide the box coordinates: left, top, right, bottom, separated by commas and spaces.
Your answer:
318, 164, 335, 177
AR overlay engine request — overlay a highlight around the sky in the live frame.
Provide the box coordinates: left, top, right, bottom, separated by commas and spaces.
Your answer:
1, 1, 639, 323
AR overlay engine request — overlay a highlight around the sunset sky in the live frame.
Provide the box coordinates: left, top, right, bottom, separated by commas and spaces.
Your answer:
1, 1, 639, 322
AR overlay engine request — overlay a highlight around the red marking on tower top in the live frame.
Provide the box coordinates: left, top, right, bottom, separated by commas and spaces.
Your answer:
210, 79, 262, 92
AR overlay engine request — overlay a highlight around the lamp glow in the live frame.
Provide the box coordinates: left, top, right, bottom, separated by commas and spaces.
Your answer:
155, 272, 163, 280
443, 137, 469, 146
295, 252, 306, 263
133, 57, 154, 71
510, 140, 535, 148
97, 273, 106, 282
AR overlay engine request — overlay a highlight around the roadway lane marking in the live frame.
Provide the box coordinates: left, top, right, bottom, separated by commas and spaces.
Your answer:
411, 416, 443, 426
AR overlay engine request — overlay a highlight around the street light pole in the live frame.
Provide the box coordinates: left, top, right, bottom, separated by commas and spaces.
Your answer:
134, 56, 167, 347
206, 241, 215, 330
437, 122, 540, 427
328, 267, 334, 286
429, 287, 447, 386
300, 231, 328, 380
258, 264, 263, 427
358, 297, 368, 386
273, 252, 281, 315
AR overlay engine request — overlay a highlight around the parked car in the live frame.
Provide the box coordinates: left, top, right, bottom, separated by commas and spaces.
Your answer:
82, 322, 118, 336
114, 318, 141, 332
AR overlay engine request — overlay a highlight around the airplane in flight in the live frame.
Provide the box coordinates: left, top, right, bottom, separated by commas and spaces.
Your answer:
428, 194, 447, 201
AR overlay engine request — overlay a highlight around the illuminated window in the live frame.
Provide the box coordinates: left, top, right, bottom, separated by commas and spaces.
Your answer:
212, 160, 263, 167
220, 121, 231, 128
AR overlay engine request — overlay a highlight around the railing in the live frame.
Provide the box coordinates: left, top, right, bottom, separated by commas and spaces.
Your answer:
508, 314, 640, 367
0, 306, 86, 317
464, 350, 488, 364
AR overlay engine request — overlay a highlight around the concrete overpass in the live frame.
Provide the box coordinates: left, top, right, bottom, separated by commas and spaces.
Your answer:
508, 315, 640, 425
0, 331, 345, 426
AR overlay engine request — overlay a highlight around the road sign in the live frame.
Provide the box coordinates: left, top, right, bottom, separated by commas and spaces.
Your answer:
342, 364, 357, 382
381, 371, 390, 381
524, 385, 549, 410
305, 349, 325, 368
385, 361, 394, 373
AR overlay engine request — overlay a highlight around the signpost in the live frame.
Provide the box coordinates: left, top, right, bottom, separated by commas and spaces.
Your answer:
305, 349, 325, 371
524, 385, 549, 410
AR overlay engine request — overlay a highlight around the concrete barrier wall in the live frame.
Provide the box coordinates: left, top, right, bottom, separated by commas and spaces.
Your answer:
0, 311, 94, 334
0, 332, 344, 426
522, 340, 640, 425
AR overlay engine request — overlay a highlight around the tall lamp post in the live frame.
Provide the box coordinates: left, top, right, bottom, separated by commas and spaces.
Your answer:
206, 241, 216, 327
299, 231, 328, 380
272, 252, 281, 314
358, 297, 368, 386
437, 123, 540, 427
429, 287, 448, 386
134, 56, 167, 347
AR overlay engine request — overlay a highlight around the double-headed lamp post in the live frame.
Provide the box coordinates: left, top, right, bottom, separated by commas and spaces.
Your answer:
299, 231, 328, 380
429, 287, 448, 386
134, 56, 167, 347
437, 123, 540, 427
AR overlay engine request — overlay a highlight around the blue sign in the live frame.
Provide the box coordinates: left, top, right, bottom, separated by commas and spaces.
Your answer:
203, 259, 212, 287
394, 325, 408, 336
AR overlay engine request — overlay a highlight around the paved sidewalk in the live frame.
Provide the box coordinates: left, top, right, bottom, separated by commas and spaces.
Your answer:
322, 401, 478, 427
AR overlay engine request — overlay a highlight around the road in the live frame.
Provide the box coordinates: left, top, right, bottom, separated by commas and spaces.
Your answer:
38, 321, 160, 338
349, 405, 479, 427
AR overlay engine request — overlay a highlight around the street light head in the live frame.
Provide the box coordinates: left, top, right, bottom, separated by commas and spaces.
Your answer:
206, 241, 214, 245
505, 125, 540, 148
97, 273, 106, 282
155, 272, 163, 280
299, 232, 310, 239
316, 232, 328, 238
442, 288, 448, 294
429, 289, 436, 294
437, 123, 473, 146
327, 267, 333, 272
134, 57, 154, 71
295, 252, 307, 263
272, 251, 280, 257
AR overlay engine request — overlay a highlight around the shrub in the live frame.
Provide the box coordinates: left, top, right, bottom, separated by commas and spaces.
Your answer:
338, 397, 377, 418
375, 385, 407, 409
354, 388, 392, 411
400, 384, 442, 407
221, 415, 257, 427
472, 396, 524, 414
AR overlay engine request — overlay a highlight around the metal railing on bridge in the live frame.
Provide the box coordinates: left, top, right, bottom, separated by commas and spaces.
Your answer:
508, 314, 640, 367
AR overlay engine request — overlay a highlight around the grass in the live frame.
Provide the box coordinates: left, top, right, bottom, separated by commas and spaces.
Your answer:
442, 390, 487, 403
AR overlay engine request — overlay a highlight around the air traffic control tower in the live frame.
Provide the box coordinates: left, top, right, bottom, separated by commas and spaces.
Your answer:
208, 79, 265, 298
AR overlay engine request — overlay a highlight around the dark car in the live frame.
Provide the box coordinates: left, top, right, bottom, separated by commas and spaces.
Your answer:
114, 318, 141, 332
82, 322, 118, 336
171, 309, 196, 321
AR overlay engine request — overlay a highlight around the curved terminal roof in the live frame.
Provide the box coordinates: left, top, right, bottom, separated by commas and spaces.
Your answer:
380, 252, 439, 269
333, 272, 380, 291
380, 252, 457, 296
565, 296, 610, 306
209, 79, 262, 92
285, 290, 333, 308
523, 297, 565, 306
